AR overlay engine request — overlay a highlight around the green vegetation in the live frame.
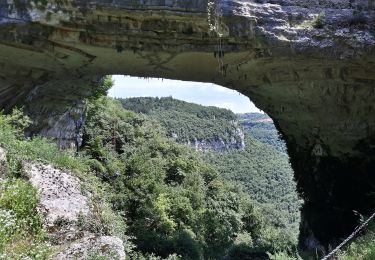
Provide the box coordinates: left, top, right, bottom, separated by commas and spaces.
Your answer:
0, 108, 89, 174
0, 110, 50, 259
119, 97, 242, 145
238, 113, 286, 153
336, 221, 375, 260
118, 96, 302, 257
82, 97, 279, 259
0, 179, 49, 259
298, 12, 326, 30
312, 12, 325, 29
0, 108, 127, 259
203, 135, 301, 244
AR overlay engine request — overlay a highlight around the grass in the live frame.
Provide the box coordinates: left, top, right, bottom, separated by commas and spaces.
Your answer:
336, 222, 375, 260
265, 221, 375, 260
0, 110, 90, 175
0, 179, 50, 259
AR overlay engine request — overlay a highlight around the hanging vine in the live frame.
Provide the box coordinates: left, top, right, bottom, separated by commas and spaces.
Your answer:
207, 0, 227, 76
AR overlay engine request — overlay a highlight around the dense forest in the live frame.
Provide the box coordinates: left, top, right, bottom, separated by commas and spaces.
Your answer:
203, 136, 300, 241
81, 96, 300, 259
120, 97, 301, 239
119, 97, 243, 148
118, 96, 301, 255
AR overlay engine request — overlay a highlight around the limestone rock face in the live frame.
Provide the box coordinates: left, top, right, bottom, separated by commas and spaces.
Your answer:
178, 126, 245, 152
24, 162, 125, 259
54, 235, 126, 260
0, 0, 374, 250
24, 163, 90, 244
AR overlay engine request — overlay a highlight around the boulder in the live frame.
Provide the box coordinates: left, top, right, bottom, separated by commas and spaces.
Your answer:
23, 162, 126, 259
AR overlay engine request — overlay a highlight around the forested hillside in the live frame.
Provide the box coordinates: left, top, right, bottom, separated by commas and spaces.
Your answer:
120, 96, 301, 251
119, 97, 244, 151
238, 113, 287, 153
81, 97, 299, 259
203, 136, 300, 240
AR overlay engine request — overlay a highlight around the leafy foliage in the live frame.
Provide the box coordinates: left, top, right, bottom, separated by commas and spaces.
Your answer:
90, 75, 114, 100
0, 109, 89, 174
0, 93, 301, 259
203, 135, 301, 245
119, 97, 242, 144
82, 97, 299, 259
0, 179, 49, 259
114, 96, 302, 258
0, 111, 51, 258
312, 12, 325, 29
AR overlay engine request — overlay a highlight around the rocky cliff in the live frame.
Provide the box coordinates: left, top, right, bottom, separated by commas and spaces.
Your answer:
184, 129, 245, 152
0, 0, 374, 251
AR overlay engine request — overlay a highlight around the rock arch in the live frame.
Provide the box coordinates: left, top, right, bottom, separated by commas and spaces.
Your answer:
0, 0, 375, 250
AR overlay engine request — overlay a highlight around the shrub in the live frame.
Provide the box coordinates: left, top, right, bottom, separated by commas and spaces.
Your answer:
0, 180, 42, 235
0, 179, 49, 259
312, 12, 325, 29
267, 251, 301, 260
0, 109, 89, 174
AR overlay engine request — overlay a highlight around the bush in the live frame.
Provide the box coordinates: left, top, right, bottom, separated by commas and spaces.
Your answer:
267, 251, 301, 260
313, 12, 325, 29
82, 97, 266, 259
0, 179, 49, 259
0, 108, 125, 258
0, 109, 89, 174
0, 180, 41, 232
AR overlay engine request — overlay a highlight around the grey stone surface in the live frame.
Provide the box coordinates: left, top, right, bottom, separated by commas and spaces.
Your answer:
24, 162, 126, 258
54, 235, 125, 260
179, 126, 245, 152
24, 162, 90, 244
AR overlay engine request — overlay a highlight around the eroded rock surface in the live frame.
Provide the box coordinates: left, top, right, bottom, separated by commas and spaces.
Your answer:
54, 235, 125, 260
0, 0, 374, 250
24, 162, 125, 259
24, 162, 89, 243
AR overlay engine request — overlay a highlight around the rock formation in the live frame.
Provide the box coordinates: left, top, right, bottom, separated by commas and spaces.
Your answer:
184, 127, 245, 152
0, 0, 374, 250
24, 162, 126, 259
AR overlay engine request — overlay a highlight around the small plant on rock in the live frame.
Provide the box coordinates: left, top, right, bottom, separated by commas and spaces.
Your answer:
312, 12, 325, 29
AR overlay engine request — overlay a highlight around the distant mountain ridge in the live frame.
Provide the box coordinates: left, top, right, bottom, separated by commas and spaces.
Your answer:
118, 97, 245, 151
238, 113, 287, 153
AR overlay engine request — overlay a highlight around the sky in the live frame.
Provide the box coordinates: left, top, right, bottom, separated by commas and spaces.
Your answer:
108, 75, 262, 113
